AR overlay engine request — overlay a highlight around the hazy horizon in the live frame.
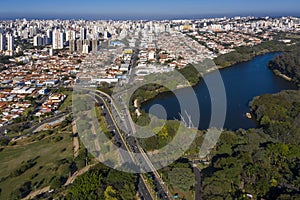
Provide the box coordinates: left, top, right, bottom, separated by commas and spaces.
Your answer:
1, 0, 299, 20
0, 13, 299, 21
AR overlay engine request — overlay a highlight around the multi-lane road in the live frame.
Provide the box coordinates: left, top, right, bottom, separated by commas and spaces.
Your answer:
93, 90, 173, 200
75, 47, 174, 199
194, 166, 202, 200
92, 92, 156, 200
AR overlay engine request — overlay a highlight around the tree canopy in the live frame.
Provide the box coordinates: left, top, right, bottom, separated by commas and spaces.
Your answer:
201, 90, 300, 200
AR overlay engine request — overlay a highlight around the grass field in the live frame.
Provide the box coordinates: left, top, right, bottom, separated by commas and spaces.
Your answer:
0, 130, 74, 199
286, 33, 300, 39
59, 91, 73, 111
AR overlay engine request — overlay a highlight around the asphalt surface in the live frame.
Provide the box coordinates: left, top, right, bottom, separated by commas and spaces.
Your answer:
95, 90, 172, 199
94, 94, 155, 200
128, 48, 139, 84
30, 113, 67, 132
103, 91, 172, 199
0, 111, 69, 136
138, 176, 153, 200
90, 45, 172, 199
194, 166, 202, 200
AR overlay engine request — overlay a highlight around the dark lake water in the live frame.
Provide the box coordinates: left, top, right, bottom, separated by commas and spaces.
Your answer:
142, 53, 298, 131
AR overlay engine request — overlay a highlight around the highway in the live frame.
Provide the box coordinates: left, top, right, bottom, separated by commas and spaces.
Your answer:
76, 47, 173, 199
91, 92, 155, 200
93, 90, 173, 200
138, 176, 154, 200
194, 166, 202, 200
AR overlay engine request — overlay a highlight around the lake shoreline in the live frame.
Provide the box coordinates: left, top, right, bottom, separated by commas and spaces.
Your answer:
138, 50, 284, 110
139, 52, 298, 130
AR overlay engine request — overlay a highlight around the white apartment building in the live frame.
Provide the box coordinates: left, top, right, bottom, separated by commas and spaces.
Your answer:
66, 30, 76, 41
6, 33, 14, 55
52, 29, 64, 49
0, 33, 6, 51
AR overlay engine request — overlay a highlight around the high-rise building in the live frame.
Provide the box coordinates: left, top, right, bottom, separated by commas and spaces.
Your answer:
46, 29, 53, 45
92, 40, 98, 52
69, 39, 76, 53
104, 31, 111, 39
22, 30, 29, 39
43, 35, 48, 46
0, 33, 6, 51
80, 28, 87, 40
29, 26, 34, 38
7, 33, 14, 55
76, 39, 83, 53
49, 48, 53, 56
33, 35, 39, 46
52, 29, 64, 49
82, 39, 91, 54
66, 30, 76, 41
33, 35, 44, 46
84, 39, 90, 46
82, 44, 89, 54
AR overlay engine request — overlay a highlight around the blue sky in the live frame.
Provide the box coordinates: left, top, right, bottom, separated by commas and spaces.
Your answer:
1, 0, 299, 19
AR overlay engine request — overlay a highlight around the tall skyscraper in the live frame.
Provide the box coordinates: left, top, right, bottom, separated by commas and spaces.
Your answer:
83, 39, 91, 53
43, 35, 48, 46
33, 35, 44, 46
69, 39, 75, 53
80, 28, 87, 40
46, 29, 52, 45
76, 39, 83, 53
22, 30, 29, 39
7, 33, 14, 55
66, 30, 76, 41
82, 44, 89, 54
92, 39, 98, 52
52, 29, 64, 49
0, 33, 6, 51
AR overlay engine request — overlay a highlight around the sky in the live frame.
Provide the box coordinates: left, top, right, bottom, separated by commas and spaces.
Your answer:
1, 0, 300, 20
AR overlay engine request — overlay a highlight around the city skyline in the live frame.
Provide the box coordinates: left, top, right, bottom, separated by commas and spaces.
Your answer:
0, 1, 299, 199
1, 0, 300, 20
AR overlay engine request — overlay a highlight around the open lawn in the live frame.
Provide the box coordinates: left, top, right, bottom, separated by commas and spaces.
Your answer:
59, 91, 73, 111
0, 130, 73, 199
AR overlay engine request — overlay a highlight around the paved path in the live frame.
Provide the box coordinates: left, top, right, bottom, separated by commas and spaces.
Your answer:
194, 166, 202, 200
22, 186, 50, 200
22, 163, 96, 200
32, 114, 68, 133
72, 121, 79, 158
64, 164, 96, 186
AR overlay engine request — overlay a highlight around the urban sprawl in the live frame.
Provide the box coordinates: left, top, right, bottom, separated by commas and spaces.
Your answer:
0, 16, 299, 127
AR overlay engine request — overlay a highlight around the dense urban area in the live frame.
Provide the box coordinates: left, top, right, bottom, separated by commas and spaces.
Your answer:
0, 16, 299, 200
